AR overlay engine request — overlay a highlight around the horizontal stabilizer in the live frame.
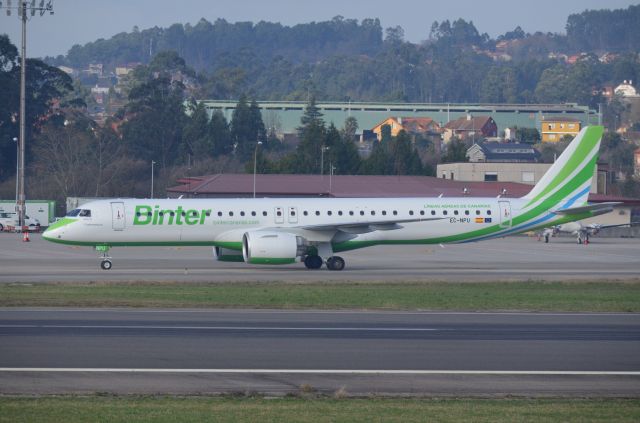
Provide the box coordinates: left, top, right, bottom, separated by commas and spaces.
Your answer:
553, 202, 621, 217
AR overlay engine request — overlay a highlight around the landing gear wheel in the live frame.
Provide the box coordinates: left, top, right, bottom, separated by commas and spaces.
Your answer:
100, 259, 112, 270
326, 256, 345, 271
304, 255, 323, 270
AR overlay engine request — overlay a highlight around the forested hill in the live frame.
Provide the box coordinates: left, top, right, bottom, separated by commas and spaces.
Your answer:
566, 4, 640, 52
47, 5, 640, 72
56, 17, 384, 70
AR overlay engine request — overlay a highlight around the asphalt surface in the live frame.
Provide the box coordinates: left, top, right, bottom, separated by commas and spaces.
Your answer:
1, 308, 639, 396
1, 233, 640, 282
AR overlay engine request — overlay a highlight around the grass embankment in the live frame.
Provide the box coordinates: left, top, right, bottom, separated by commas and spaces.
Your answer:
0, 397, 639, 423
1, 281, 639, 311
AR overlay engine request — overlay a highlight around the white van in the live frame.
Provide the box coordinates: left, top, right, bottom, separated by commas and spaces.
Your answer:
0, 212, 41, 232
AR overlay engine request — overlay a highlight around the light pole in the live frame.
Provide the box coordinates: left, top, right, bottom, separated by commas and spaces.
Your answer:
329, 163, 335, 194
320, 146, 330, 176
13, 137, 18, 207
150, 160, 156, 198
1, 0, 54, 231
253, 141, 262, 198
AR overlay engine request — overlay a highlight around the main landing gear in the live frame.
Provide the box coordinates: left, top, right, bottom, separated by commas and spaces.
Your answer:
303, 255, 346, 271
96, 245, 112, 270
303, 242, 345, 271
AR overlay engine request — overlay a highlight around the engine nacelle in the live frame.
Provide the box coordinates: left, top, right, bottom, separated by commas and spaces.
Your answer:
242, 231, 306, 265
213, 247, 245, 262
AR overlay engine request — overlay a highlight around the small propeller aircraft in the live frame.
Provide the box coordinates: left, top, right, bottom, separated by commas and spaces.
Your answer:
540, 221, 635, 244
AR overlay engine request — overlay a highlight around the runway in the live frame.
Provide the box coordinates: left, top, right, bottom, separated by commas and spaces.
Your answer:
1, 233, 640, 282
1, 308, 639, 396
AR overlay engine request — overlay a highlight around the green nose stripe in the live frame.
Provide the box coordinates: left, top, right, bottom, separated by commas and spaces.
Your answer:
45, 218, 77, 233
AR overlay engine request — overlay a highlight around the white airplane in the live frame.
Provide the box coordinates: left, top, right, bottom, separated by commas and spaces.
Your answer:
44, 126, 616, 271
541, 221, 634, 244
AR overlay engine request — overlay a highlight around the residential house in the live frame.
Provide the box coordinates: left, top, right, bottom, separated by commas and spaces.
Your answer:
371, 117, 441, 141
442, 115, 497, 143
466, 142, 541, 163
540, 116, 581, 142
615, 81, 638, 97
635, 147, 640, 177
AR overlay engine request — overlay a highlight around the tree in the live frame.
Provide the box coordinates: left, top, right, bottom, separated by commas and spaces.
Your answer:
515, 127, 541, 143
209, 110, 232, 155
0, 35, 74, 181
230, 95, 265, 160
390, 130, 424, 175
182, 101, 212, 160
441, 138, 468, 163
289, 96, 326, 173
122, 73, 187, 170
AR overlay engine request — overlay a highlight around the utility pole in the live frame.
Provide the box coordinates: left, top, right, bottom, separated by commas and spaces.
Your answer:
253, 141, 262, 198
1, 0, 54, 232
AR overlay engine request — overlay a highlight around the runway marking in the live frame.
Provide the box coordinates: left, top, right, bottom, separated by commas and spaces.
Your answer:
3, 309, 639, 317
0, 368, 639, 375
0, 324, 440, 332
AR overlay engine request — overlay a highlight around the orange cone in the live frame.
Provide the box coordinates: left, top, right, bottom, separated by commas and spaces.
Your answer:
22, 228, 30, 242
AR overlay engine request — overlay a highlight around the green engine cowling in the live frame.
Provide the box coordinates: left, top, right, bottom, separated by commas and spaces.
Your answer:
242, 231, 306, 265
213, 247, 245, 262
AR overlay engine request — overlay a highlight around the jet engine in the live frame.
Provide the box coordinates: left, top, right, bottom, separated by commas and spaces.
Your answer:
242, 231, 306, 265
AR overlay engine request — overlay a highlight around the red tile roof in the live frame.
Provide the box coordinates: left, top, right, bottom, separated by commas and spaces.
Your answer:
167, 173, 640, 205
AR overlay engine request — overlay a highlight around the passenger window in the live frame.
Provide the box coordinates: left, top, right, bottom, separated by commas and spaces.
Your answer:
291, 210, 296, 216
240, 211, 245, 216
487, 210, 492, 215
454, 210, 459, 215
170, 212, 175, 217
360, 211, 365, 216
431, 210, 436, 215
229, 212, 234, 217
476, 210, 480, 215
251, 211, 256, 216
349, 211, 354, 216
420, 210, 425, 216
371, 211, 375, 216
218, 211, 222, 217
277, 210, 282, 216
393, 210, 398, 215
382, 211, 387, 216
409, 210, 414, 216
303, 211, 308, 216
443, 210, 448, 216
327, 211, 332, 216
262, 211, 267, 216
315, 211, 320, 216
206, 211, 212, 217
464, 210, 469, 215
338, 211, 343, 216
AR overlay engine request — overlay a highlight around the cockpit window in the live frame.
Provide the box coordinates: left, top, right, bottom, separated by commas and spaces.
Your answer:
66, 209, 81, 217
79, 209, 91, 217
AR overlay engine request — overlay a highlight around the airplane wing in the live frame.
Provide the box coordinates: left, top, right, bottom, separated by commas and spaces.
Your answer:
552, 202, 621, 218
301, 217, 445, 234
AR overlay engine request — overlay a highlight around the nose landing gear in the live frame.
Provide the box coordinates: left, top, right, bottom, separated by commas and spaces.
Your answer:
96, 245, 112, 270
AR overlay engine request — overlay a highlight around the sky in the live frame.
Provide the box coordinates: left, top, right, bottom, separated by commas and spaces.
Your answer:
1, 0, 638, 58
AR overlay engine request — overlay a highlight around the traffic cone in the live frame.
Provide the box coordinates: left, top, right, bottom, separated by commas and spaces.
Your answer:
22, 228, 30, 242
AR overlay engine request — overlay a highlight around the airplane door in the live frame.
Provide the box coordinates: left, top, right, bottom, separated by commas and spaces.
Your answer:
498, 200, 512, 228
274, 207, 284, 224
288, 206, 298, 224
111, 202, 126, 231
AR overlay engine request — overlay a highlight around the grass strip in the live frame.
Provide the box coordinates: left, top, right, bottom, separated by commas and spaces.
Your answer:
1, 396, 639, 423
1, 281, 639, 311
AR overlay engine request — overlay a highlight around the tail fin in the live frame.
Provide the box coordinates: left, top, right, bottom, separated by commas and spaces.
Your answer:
523, 126, 603, 208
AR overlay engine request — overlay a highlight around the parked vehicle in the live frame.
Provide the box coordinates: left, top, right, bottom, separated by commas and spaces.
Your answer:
0, 212, 41, 232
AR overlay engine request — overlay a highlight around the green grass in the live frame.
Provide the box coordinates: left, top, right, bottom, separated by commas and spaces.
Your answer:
0, 397, 639, 423
1, 280, 640, 311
